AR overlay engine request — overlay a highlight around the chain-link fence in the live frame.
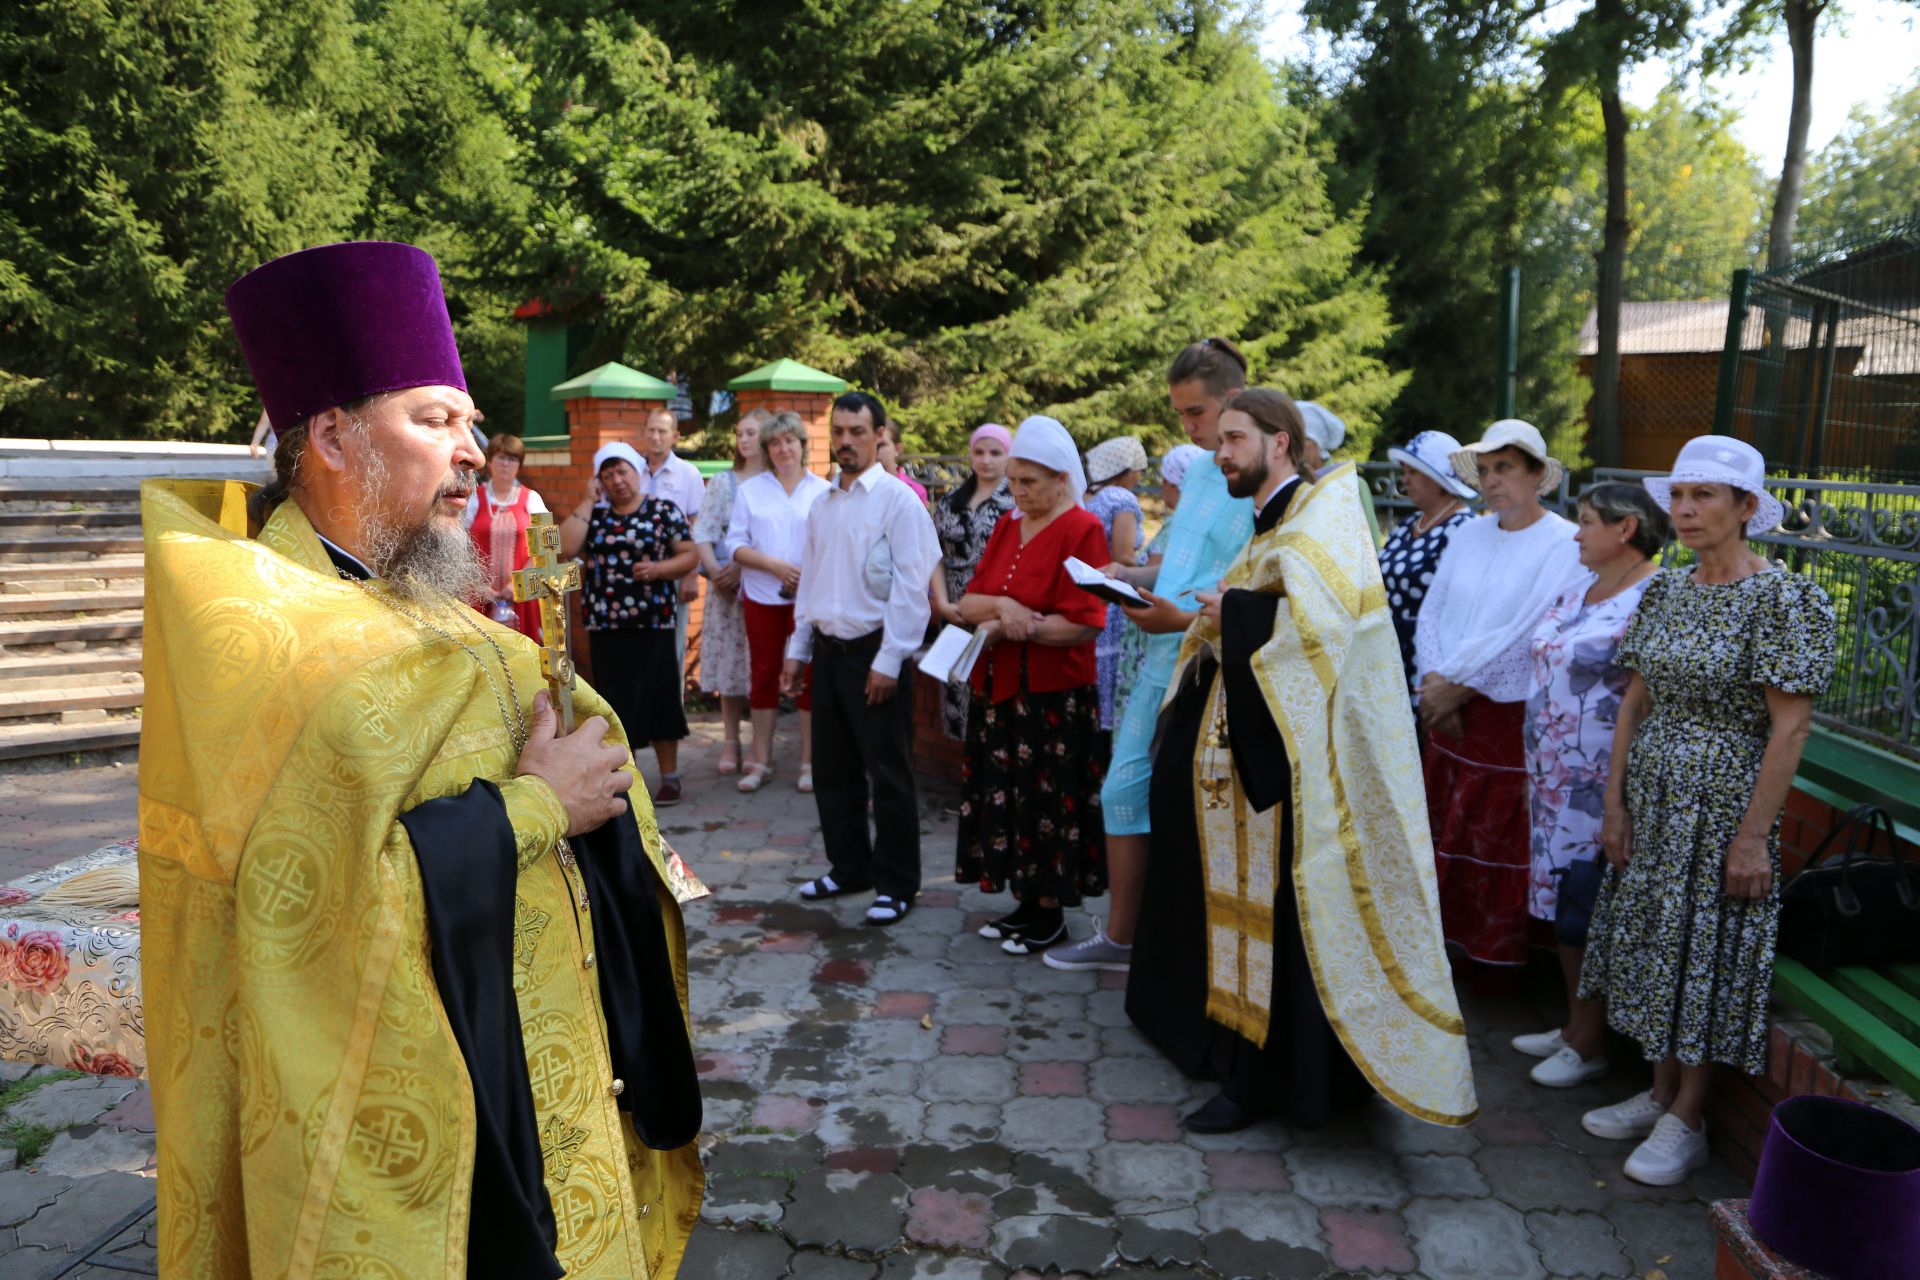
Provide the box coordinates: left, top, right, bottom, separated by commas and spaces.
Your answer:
1725, 218, 1920, 481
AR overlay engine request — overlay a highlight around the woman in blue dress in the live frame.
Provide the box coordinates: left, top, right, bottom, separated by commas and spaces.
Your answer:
1082, 436, 1148, 730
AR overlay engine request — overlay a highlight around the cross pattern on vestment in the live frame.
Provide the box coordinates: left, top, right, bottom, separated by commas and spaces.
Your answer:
528, 1043, 577, 1112
206, 626, 257, 683
350, 1107, 427, 1176
552, 1185, 597, 1241
513, 512, 582, 733
250, 852, 315, 919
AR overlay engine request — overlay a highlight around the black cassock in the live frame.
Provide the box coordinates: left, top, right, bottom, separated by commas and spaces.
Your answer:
1124, 478, 1372, 1128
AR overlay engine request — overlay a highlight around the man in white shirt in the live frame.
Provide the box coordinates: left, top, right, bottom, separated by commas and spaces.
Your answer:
781, 392, 941, 926
637, 407, 707, 670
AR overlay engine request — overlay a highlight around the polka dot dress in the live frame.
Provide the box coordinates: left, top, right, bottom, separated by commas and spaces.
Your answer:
1379, 508, 1470, 692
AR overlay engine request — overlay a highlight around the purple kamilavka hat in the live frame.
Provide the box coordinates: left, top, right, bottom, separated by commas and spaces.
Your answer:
1748, 1094, 1920, 1280
225, 241, 466, 431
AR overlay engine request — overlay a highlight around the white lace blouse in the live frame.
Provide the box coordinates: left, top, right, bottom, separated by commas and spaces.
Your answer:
1413, 510, 1583, 703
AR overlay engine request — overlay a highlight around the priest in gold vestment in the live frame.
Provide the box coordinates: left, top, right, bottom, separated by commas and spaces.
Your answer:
1126, 388, 1476, 1134
138, 241, 703, 1279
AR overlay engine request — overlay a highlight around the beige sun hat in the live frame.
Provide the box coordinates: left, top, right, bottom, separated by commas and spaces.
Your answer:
1450, 419, 1564, 496
1086, 435, 1149, 484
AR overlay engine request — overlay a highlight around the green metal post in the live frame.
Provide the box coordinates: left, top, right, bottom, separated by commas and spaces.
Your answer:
522, 320, 570, 439
1714, 268, 1752, 437
1495, 266, 1520, 420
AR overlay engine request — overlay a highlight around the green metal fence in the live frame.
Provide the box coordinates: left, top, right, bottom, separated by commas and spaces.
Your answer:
1717, 217, 1920, 480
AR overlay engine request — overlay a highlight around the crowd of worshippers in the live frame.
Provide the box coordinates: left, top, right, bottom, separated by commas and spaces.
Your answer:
462, 333, 1836, 1184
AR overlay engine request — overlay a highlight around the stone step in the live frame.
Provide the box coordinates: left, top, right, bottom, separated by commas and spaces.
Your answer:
0, 485, 144, 506
2, 555, 145, 583
0, 679, 144, 720
0, 716, 140, 762
0, 613, 143, 648
0, 590, 144, 618
0, 650, 143, 686
0, 533, 145, 560
0, 509, 142, 530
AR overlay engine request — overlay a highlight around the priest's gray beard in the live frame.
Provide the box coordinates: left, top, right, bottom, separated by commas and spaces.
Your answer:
349, 425, 487, 607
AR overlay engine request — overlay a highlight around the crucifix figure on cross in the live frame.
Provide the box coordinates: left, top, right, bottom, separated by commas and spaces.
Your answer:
513, 511, 582, 733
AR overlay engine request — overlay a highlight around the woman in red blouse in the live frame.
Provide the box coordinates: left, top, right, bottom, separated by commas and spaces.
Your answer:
954, 416, 1110, 956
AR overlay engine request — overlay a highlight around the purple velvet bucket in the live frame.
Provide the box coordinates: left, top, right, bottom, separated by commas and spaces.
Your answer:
1748, 1094, 1920, 1280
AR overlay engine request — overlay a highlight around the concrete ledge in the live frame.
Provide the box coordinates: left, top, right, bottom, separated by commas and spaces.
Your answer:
0, 438, 269, 483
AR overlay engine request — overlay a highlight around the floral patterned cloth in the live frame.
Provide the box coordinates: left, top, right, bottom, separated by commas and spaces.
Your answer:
0, 841, 145, 1077
1523, 573, 1653, 920
1579, 567, 1836, 1074
932, 475, 1016, 738
582, 499, 692, 631
955, 683, 1107, 907
692, 469, 751, 696
1085, 484, 1146, 730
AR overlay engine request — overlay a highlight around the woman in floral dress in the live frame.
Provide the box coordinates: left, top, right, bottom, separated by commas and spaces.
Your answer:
1082, 436, 1149, 730
559, 442, 700, 805
693, 409, 768, 774
1512, 483, 1666, 1091
1578, 436, 1833, 1187
931, 423, 1016, 738
954, 418, 1110, 956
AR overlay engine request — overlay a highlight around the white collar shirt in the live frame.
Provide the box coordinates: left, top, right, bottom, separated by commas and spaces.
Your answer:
726, 470, 831, 606
784, 463, 941, 678
640, 452, 705, 520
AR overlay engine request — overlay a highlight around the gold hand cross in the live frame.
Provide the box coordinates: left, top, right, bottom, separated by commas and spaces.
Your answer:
512, 513, 582, 734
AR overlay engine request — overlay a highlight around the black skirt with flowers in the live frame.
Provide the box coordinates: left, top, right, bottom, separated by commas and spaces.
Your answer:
955, 683, 1107, 906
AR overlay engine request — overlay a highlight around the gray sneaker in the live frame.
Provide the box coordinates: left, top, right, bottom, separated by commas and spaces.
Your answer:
1042, 920, 1133, 972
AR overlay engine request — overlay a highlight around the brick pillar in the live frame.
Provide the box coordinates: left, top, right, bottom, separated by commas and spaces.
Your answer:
726, 358, 849, 478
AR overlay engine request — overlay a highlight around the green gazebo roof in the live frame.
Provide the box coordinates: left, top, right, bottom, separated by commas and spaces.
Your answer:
549, 361, 678, 402
725, 358, 847, 394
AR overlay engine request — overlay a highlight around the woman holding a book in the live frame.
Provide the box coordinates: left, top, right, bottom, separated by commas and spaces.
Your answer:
951, 416, 1112, 956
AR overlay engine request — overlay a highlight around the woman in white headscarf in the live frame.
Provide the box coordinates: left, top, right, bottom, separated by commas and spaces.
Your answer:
953, 416, 1110, 956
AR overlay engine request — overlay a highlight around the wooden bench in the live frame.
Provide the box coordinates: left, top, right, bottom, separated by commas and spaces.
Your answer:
1770, 727, 1920, 1097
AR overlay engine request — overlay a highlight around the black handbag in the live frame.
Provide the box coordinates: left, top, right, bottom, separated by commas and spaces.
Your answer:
1777, 803, 1920, 970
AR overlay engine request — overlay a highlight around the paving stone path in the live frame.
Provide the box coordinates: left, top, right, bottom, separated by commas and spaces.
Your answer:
0, 716, 1750, 1278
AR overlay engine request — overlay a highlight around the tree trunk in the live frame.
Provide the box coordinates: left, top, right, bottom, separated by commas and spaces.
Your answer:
1766, 0, 1823, 270
1590, 0, 1629, 470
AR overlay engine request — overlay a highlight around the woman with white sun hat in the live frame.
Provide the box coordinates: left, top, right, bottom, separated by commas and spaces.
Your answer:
1414, 419, 1584, 972
1575, 434, 1834, 1187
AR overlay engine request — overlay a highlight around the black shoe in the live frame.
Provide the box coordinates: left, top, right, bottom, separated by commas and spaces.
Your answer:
1182, 1094, 1257, 1134
978, 902, 1037, 940
798, 874, 872, 901
999, 906, 1065, 955
865, 895, 913, 927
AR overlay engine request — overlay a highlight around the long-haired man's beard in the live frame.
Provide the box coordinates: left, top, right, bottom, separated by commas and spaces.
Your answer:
349, 439, 485, 605
1224, 452, 1269, 499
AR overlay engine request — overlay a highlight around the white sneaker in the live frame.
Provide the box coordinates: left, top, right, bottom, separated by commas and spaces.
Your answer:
1510, 1028, 1568, 1058
1529, 1045, 1610, 1088
1581, 1089, 1666, 1140
1623, 1113, 1709, 1186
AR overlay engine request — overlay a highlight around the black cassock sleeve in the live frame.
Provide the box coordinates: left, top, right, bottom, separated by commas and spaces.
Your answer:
399, 781, 702, 1280
1220, 588, 1292, 815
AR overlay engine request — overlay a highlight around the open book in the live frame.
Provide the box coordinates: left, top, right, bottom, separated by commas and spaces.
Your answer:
917, 623, 990, 685
1064, 556, 1149, 608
